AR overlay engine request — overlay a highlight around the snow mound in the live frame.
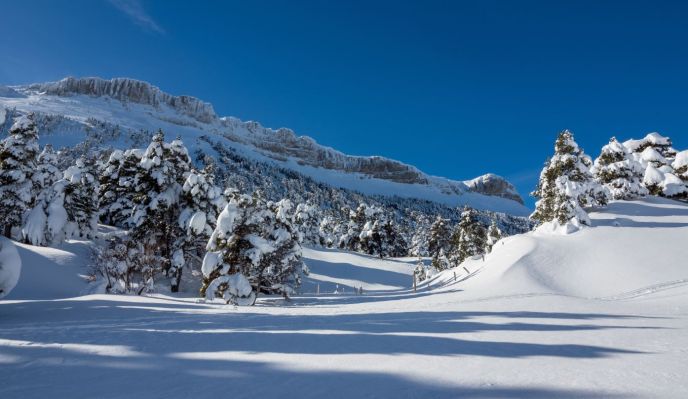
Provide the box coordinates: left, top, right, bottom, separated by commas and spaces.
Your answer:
4, 240, 91, 300
448, 197, 688, 299
0, 237, 22, 299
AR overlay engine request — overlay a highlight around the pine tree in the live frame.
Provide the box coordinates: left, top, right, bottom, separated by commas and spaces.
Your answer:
177, 164, 226, 275
593, 137, 648, 200
485, 220, 502, 253
0, 115, 40, 238
201, 192, 307, 304
62, 157, 99, 239
428, 216, 451, 270
381, 219, 408, 257
531, 130, 609, 227
358, 213, 407, 258
625, 132, 677, 160
98, 149, 142, 227
449, 207, 487, 266
130, 132, 191, 292
294, 202, 321, 245
34, 144, 62, 200
340, 203, 372, 251
413, 259, 427, 283
318, 214, 344, 248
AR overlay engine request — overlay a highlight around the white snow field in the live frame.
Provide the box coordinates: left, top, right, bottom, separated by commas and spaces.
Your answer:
1, 197, 687, 398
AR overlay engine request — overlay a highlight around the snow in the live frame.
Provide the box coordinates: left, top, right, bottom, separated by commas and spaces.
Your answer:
1, 198, 688, 398
188, 211, 207, 234
640, 146, 666, 164
643, 164, 664, 185
673, 150, 688, 170
0, 237, 21, 299
623, 132, 672, 152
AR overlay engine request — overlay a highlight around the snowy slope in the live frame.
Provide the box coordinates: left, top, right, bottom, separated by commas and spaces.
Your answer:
435, 197, 688, 301
0, 77, 528, 215
1, 197, 687, 398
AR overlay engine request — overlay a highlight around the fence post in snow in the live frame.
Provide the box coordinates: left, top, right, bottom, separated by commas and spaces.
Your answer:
316, 284, 320, 296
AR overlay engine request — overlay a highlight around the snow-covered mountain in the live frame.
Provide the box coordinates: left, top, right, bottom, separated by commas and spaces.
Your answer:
0, 77, 527, 215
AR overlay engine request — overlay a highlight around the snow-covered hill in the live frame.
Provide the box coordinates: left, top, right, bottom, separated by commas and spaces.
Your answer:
0, 77, 527, 215
430, 197, 688, 300
1, 197, 687, 398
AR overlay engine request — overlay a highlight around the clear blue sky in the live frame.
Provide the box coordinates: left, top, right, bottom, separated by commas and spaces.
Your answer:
2, 0, 687, 207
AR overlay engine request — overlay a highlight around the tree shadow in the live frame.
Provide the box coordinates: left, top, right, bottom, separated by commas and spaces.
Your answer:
598, 199, 688, 218
592, 217, 687, 228
0, 299, 660, 398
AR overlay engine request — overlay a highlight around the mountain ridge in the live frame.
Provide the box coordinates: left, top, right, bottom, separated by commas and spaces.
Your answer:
1, 76, 526, 214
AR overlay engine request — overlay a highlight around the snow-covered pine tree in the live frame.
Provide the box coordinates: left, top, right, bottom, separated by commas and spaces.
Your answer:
408, 212, 430, 257
340, 203, 372, 251
34, 144, 62, 200
624, 132, 677, 160
318, 213, 344, 248
670, 150, 688, 198
358, 212, 407, 258
593, 137, 648, 200
98, 149, 143, 227
260, 198, 307, 297
531, 130, 609, 227
177, 164, 226, 276
294, 202, 321, 245
0, 115, 40, 238
381, 219, 408, 258
413, 258, 428, 283
130, 132, 191, 292
201, 192, 307, 304
62, 157, 99, 239
22, 156, 100, 246
428, 216, 451, 270
673, 150, 688, 182
449, 206, 487, 266
485, 220, 502, 253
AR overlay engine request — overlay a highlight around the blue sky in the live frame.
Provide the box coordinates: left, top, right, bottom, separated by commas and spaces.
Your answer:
2, 0, 687, 207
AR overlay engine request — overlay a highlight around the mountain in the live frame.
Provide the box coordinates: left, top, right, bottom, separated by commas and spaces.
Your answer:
0, 76, 527, 215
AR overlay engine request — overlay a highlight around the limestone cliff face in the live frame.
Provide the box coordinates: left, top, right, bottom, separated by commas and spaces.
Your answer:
29, 77, 217, 124
466, 174, 524, 204
9, 77, 524, 205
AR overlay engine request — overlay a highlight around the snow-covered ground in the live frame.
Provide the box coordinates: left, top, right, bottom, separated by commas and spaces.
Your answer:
1, 198, 687, 398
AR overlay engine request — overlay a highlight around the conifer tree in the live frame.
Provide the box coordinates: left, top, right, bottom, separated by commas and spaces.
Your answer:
340, 203, 372, 251
0, 115, 40, 238
130, 132, 191, 292
201, 192, 307, 304
98, 149, 142, 227
318, 214, 344, 248
62, 157, 99, 239
428, 216, 451, 270
593, 137, 648, 200
34, 144, 62, 200
485, 220, 502, 253
177, 164, 226, 275
449, 207, 487, 266
22, 157, 98, 246
294, 202, 321, 245
531, 130, 609, 227
359, 214, 407, 258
